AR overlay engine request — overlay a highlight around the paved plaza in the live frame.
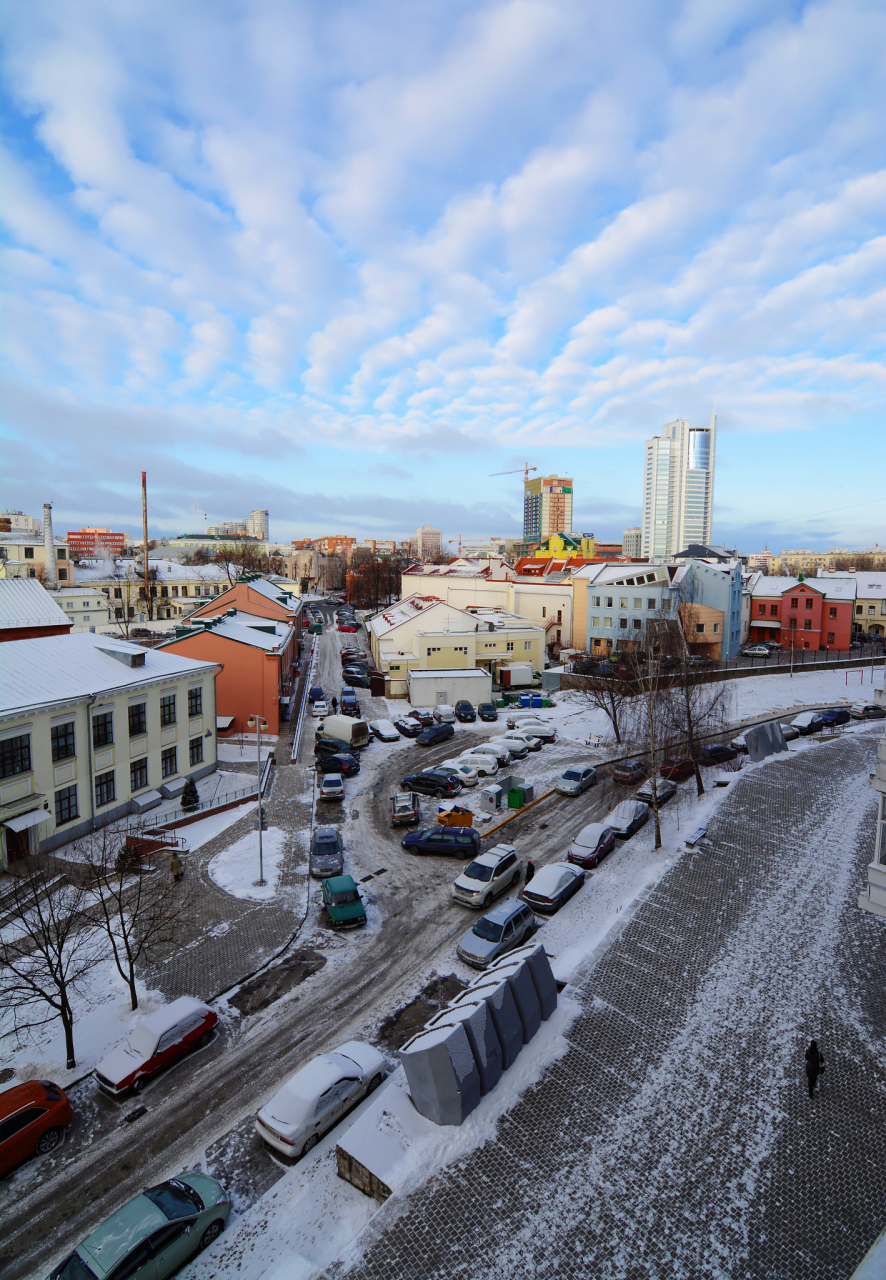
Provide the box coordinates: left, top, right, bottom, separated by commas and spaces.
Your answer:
330, 730, 886, 1280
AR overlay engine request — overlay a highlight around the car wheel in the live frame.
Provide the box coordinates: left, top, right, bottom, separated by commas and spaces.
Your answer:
368, 1072, 383, 1092
132, 1077, 144, 1096
482, 892, 492, 909
301, 1132, 320, 1157
435, 789, 443, 799
510, 872, 520, 888
197, 1030, 213, 1050
199, 1220, 225, 1251
35, 1126, 63, 1156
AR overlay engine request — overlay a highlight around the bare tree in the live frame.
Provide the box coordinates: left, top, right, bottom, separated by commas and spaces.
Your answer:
82, 826, 194, 1011
624, 650, 675, 850
667, 664, 730, 797
574, 658, 635, 744
0, 859, 105, 1070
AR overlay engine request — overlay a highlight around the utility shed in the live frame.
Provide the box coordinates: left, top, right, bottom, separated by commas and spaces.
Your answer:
407, 669, 492, 708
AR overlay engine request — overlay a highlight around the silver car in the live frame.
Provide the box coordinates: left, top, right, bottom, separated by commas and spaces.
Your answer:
309, 827, 344, 878
256, 1041, 387, 1159
456, 899, 536, 969
607, 799, 650, 839
451, 844, 522, 909
556, 765, 597, 796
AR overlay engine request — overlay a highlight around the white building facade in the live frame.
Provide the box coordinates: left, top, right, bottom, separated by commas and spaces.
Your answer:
641, 414, 716, 559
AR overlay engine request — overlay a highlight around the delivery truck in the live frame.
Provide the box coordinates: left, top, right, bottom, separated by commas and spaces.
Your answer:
496, 662, 542, 689
315, 715, 371, 748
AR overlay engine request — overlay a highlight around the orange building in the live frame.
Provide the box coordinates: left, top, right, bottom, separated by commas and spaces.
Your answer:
188, 575, 300, 627
158, 607, 298, 736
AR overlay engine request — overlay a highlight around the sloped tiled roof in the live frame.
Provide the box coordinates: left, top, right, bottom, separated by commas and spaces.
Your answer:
0, 578, 71, 631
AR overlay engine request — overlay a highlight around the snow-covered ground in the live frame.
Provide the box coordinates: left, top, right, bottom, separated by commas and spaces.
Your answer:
207, 828, 289, 901
217, 740, 275, 764
179, 807, 253, 852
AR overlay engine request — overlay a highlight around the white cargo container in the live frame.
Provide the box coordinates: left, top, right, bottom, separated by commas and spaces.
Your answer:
496, 662, 542, 689
407, 668, 492, 708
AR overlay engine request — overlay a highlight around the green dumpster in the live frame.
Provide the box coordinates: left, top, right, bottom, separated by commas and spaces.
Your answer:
507, 787, 525, 809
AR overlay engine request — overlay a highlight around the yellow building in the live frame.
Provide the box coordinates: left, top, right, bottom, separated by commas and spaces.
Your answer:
0, 533, 73, 583
534, 533, 595, 558
770, 547, 886, 575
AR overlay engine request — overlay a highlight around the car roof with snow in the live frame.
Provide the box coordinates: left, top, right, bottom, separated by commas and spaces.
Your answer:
610, 800, 646, 820
529, 862, 578, 890
469, 846, 516, 868
573, 822, 608, 845
137, 996, 210, 1037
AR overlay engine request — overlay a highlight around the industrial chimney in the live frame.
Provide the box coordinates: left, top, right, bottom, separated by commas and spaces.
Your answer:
43, 502, 57, 588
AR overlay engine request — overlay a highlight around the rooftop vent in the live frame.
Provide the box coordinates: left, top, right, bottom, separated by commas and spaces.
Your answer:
97, 645, 146, 668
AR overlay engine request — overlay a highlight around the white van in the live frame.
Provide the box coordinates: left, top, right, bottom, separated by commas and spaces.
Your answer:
316, 715, 371, 748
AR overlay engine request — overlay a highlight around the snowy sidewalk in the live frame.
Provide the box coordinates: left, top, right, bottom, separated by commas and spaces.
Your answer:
319, 730, 886, 1280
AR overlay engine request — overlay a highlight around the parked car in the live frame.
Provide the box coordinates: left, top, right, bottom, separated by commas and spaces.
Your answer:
311, 699, 329, 719
730, 733, 749, 753
416, 722, 455, 747
393, 717, 423, 739
310, 827, 344, 878
340, 690, 360, 716
636, 778, 678, 806
490, 735, 525, 759
458, 750, 499, 777
687, 655, 715, 668
819, 708, 851, 727
401, 826, 481, 857
611, 759, 648, 785
255, 1041, 385, 1160
438, 759, 480, 787
402, 770, 463, 798
319, 774, 345, 801
660, 758, 695, 781
556, 765, 597, 796
408, 708, 435, 726
0, 1081, 72, 1175
501, 730, 543, 753
308, 685, 324, 704
792, 711, 825, 735
391, 792, 421, 825
851, 701, 886, 720
454, 700, 476, 722
340, 647, 364, 662
94, 997, 217, 1097
322, 876, 366, 927
48, 1172, 231, 1280
338, 622, 358, 632
315, 752, 360, 777
451, 844, 522, 908
504, 720, 557, 743
741, 645, 771, 657
505, 711, 553, 731
477, 703, 499, 722
567, 822, 616, 868
456, 899, 536, 968
369, 719, 400, 742
433, 704, 457, 723
696, 744, 739, 765
607, 799, 650, 839
779, 722, 800, 740
314, 736, 355, 759
463, 739, 510, 766
521, 862, 585, 914
342, 670, 371, 688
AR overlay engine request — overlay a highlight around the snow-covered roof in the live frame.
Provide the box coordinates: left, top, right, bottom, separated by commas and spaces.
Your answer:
238, 576, 298, 605
750, 576, 857, 600
74, 558, 230, 585
572, 563, 667, 585
751, 576, 801, 595
0, 632, 217, 720
0, 578, 71, 631
162, 611, 293, 651
369, 594, 448, 639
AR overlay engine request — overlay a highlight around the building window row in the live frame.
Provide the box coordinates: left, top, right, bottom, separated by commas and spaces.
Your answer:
1, 734, 31, 780
51, 722, 76, 762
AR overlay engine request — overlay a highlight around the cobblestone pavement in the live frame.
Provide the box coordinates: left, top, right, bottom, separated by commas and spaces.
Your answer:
331, 731, 886, 1280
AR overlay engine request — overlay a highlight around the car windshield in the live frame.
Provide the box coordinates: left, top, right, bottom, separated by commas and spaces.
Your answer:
314, 839, 338, 856
562, 770, 582, 781
464, 861, 494, 882
145, 1178, 203, 1219
473, 918, 504, 942
330, 889, 358, 905
51, 1254, 98, 1280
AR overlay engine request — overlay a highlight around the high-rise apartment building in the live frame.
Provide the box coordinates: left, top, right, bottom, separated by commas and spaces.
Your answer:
415, 526, 442, 559
523, 476, 573, 543
247, 509, 269, 539
622, 526, 642, 558
641, 414, 716, 559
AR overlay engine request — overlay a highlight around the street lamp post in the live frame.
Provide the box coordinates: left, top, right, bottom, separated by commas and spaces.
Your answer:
247, 715, 268, 885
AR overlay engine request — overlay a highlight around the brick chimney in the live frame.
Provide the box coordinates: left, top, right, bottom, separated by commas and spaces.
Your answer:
43, 502, 57, 588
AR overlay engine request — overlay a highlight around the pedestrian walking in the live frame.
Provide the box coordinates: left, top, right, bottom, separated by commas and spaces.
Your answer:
525, 859, 535, 884
169, 852, 184, 883
331, 696, 338, 713
805, 1039, 824, 1098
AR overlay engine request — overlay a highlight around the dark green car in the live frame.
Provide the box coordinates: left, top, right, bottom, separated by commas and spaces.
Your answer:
477, 703, 499, 722
322, 875, 366, 928
49, 1172, 230, 1279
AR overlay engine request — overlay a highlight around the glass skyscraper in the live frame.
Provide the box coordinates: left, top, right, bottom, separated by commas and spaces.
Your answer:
641, 413, 716, 558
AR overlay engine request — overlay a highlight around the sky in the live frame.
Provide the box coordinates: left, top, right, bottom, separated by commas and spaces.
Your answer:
1, 0, 884, 553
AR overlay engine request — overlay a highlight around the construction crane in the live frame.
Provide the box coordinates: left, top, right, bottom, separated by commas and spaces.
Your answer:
489, 462, 537, 481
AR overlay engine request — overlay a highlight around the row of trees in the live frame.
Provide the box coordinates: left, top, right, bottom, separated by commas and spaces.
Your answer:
0, 829, 192, 1070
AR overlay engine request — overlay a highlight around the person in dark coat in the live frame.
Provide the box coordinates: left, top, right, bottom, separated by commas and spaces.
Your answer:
169, 852, 184, 883
331, 696, 338, 713
525, 859, 535, 884
805, 1040, 824, 1098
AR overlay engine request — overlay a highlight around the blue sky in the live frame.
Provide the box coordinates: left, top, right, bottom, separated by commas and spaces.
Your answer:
1, 0, 884, 552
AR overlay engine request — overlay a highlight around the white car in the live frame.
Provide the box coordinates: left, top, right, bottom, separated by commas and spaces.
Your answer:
433, 704, 457, 723
506, 711, 553, 731
490, 735, 526, 759
451, 844, 522, 909
458, 751, 499, 777
311, 700, 328, 718
742, 645, 771, 657
501, 731, 543, 753
438, 759, 480, 787
256, 1041, 387, 1159
463, 741, 511, 766
369, 719, 400, 742
505, 720, 557, 743
319, 774, 344, 800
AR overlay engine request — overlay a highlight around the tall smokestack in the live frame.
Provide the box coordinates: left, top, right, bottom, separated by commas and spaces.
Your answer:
43, 502, 57, 588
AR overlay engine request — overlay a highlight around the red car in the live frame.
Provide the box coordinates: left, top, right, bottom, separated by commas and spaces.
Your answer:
0, 1080, 72, 1174
567, 823, 616, 869
94, 996, 217, 1097
338, 623, 357, 632
660, 758, 695, 781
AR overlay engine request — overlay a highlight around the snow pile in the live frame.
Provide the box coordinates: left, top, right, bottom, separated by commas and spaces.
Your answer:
177, 806, 251, 851
207, 828, 288, 901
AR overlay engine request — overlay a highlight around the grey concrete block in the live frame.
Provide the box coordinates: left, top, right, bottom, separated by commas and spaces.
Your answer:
399, 1022, 481, 1126
491, 940, 558, 1020
479, 956, 541, 1043
455, 976, 523, 1070
746, 720, 788, 762
427, 999, 503, 1095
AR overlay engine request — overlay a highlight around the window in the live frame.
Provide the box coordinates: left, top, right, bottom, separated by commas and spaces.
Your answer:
827, 632, 835, 645
604, 616, 613, 628
524, 640, 532, 650
620, 597, 628, 609
129, 703, 147, 737
696, 623, 705, 634
541, 607, 546, 618
870, 605, 877, 615
789, 617, 797, 630
632, 619, 641, 630
803, 619, 812, 631
1, 734, 31, 779
171, 586, 179, 597
828, 607, 837, 619
591, 616, 600, 627
593, 596, 601, 607
114, 587, 122, 598
107, 1242, 153, 1280
426, 646, 441, 655
713, 623, 719, 633
180, 586, 188, 597
160, 694, 176, 726
633, 598, 642, 610
770, 605, 778, 617
791, 598, 798, 609
189, 737, 204, 766
55, 785, 79, 825
188, 688, 203, 718
51, 722, 76, 762
605, 597, 613, 608
130, 758, 148, 791
805, 597, 813, 609
619, 618, 628, 629
507, 641, 514, 651
161, 747, 177, 778
557, 610, 562, 623
647, 599, 656, 610
95, 771, 115, 806
92, 713, 113, 748
856, 604, 863, 615
57, 547, 66, 560
757, 604, 765, 615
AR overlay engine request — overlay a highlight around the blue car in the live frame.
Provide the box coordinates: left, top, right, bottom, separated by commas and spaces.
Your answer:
416, 723, 455, 747
819, 708, 850, 727
308, 685, 324, 704
401, 826, 480, 857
